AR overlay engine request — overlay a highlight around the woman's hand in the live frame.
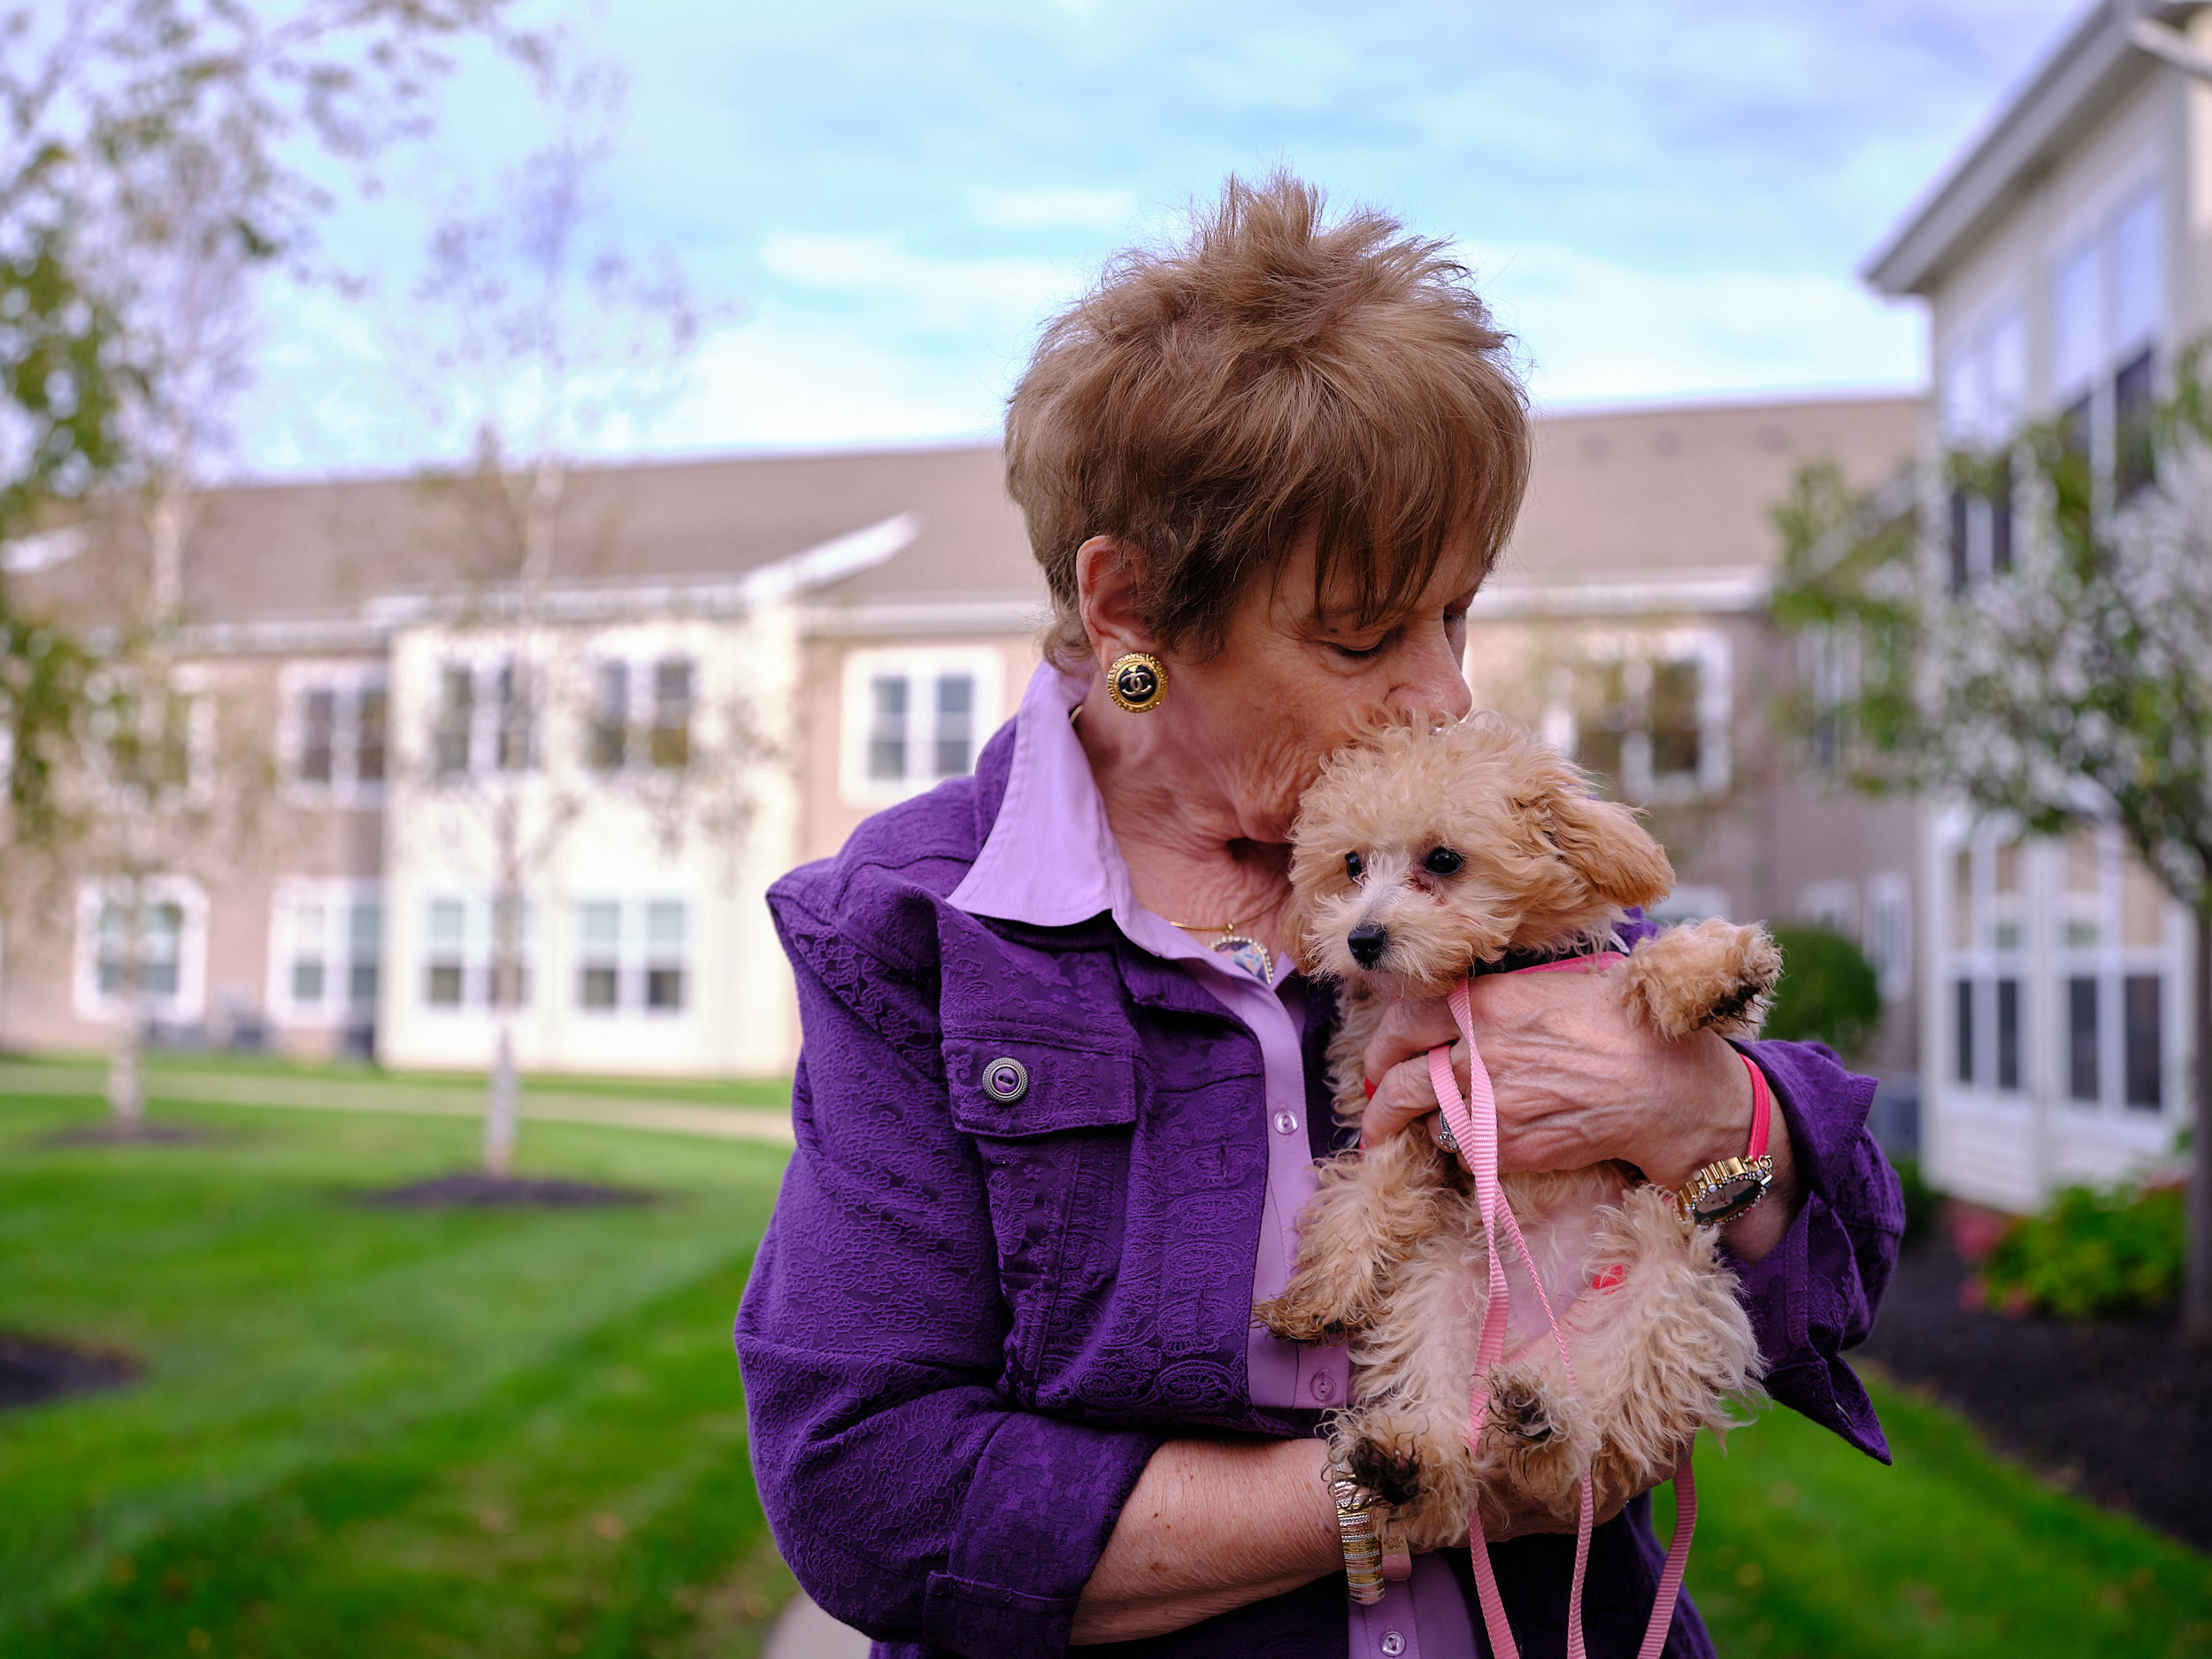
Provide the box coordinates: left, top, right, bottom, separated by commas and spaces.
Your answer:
1358, 968, 1800, 1263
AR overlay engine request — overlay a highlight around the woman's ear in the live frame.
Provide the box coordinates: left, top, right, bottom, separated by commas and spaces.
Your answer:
1075, 535, 1154, 669
1544, 790, 1675, 911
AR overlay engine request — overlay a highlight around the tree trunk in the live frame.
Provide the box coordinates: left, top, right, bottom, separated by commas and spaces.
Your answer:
106, 883, 146, 1133
484, 1018, 518, 1178
2188, 905, 2212, 1346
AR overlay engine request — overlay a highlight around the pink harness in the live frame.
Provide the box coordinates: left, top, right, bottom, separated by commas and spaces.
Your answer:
1426, 957, 1695, 1659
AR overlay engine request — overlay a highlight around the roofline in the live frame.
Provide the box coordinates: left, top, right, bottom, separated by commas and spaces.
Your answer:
1528, 387, 1924, 423
1862, 2, 2201, 297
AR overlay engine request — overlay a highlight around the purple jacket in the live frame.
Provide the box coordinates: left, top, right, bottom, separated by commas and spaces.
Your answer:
738, 707, 1903, 1658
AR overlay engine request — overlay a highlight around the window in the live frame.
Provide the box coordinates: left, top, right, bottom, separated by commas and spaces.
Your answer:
2053, 238, 2101, 395
2067, 978, 2100, 1103
650, 659, 692, 769
2124, 976, 2162, 1110
570, 898, 687, 1014
583, 655, 694, 773
2115, 348, 2156, 502
1863, 873, 1911, 1001
841, 648, 1008, 806
1954, 979, 1974, 1086
2112, 189, 2162, 356
73, 877, 209, 1023
645, 901, 686, 1011
269, 880, 381, 1025
1995, 979, 2021, 1092
434, 668, 474, 778
578, 901, 621, 1010
1550, 633, 1729, 803
426, 899, 466, 1007
494, 663, 534, 772
281, 669, 390, 801
588, 663, 629, 772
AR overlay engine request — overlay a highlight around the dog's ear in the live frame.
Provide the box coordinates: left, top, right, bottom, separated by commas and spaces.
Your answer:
1543, 790, 1674, 911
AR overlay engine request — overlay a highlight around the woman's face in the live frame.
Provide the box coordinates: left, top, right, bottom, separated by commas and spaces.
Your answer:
1163, 532, 1479, 844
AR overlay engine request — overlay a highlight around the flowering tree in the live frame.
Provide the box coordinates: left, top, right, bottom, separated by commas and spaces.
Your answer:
1774, 349, 2212, 1342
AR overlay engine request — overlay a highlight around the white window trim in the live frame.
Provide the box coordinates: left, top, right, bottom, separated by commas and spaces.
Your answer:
1864, 872, 1913, 1002
73, 875, 211, 1025
426, 647, 546, 783
2039, 168, 2165, 413
580, 651, 697, 775
838, 646, 1006, 808
1544, 628, 1731, 803
419, 894, 534, 1013
267, 877, 382, 1027
277, 662, 389, 806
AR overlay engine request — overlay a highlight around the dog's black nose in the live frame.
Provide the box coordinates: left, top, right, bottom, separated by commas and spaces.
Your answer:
1347, 923, 1389, 968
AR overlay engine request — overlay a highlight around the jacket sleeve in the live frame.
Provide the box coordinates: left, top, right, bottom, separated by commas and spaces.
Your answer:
1728, 1039, 1904, 1463
736, 886, 1164, 1656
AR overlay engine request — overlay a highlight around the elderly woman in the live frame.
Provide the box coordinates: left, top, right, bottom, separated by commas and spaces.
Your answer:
737, 175, 1901, 1658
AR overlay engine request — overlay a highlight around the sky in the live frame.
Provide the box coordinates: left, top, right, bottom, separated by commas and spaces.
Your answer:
239, 0, 2092, 477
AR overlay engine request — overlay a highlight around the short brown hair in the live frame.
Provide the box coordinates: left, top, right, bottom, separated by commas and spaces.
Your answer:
1006, 173, 1530, 669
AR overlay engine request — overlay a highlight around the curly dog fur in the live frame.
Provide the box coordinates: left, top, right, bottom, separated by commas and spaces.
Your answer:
1254, 712, 1778, 1549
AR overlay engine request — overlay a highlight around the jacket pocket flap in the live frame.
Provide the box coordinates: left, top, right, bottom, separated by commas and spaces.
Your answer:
944, 1037, 1138, 1137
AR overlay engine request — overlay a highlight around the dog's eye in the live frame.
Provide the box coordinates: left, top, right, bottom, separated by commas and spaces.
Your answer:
1423, 847, 1464, 876
1344, 851, 1365, 883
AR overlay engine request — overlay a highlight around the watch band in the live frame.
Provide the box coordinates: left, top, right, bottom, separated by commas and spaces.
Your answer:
1672, 1053, 1775, 1230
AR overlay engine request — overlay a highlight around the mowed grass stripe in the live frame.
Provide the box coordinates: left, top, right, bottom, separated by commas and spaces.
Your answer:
0, 1094, 791, 1653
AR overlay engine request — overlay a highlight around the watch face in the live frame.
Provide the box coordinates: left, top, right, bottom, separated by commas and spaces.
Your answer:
1693, 1171, 1766, 1224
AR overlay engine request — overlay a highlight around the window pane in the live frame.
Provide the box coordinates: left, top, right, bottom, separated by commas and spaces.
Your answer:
590, 662, 628, 771
1987, 456, 2013, 572
651, 657, 692, 769
2121, 857, 2164, 947
2053, 239, 2101, 391
348, 961, 379, 1006
2067, 977, 2099, 1103
495, 661, 533, 772
1995, 978, 2020, 1091
1574, 662, 1627, 793
292, 958, 326, 1004
1648, 660, 1701, 777
867, 675, 908, 780
2124, 975, 2162, 1110
580, 965, 619, 1010
646, 901, 685, 953
301, 689, 336, 784
580, 900, 621, 952
1947, 488, 1970, 593
645, 967, 685, 1010
1951, 849, 1973, 950
349, 902, 381, 952
426, 964, 464, 1007
933, 673, 974, 777
436, 668, 473, 777
356, 687, 388, 784
2112, 189, 2162, 350
429, 899, 466, 949
1955, 979, 1975, 1085
2116, 348, 2156, 502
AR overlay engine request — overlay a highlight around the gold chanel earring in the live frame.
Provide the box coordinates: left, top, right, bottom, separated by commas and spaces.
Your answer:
1106, 652, 1168, 713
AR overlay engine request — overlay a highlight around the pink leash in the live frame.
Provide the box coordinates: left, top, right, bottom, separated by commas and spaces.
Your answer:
1428, 967, 1696, 1659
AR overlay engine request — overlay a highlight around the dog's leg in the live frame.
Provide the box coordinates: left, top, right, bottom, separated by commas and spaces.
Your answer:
1256, 1129, 1449, 1341
1616, 917, 1783, 1040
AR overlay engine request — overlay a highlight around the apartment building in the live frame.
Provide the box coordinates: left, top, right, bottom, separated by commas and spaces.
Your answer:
0, 395, 1921, 1086
1863, 0, 2212, 1208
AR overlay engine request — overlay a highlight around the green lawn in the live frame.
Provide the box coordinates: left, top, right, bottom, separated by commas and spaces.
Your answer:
3, 1072, 2208, 1657
0, 1087, 798, 1658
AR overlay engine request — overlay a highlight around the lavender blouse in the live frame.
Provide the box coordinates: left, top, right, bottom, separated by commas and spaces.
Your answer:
737, 664, 1904, 1658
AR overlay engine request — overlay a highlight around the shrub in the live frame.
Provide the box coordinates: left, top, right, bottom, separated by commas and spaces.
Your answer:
1889, 1155, 1939, 1250
1973, 1181, 2184, 1321
1763, 926, 1882, 1057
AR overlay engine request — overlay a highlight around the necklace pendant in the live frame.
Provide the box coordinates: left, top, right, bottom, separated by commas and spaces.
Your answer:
1211, 933, 1274, 987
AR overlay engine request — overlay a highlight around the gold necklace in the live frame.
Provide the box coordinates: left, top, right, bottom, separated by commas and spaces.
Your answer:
1168, 907, 1278, 987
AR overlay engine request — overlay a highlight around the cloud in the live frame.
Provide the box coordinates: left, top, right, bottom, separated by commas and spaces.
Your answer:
1470, 242, 1925, 406
966, 186, 1140, 230
756, 233, 1079, 336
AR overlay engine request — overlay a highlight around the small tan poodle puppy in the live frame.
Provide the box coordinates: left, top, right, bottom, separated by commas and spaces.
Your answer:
1256, 712, 1778, 1548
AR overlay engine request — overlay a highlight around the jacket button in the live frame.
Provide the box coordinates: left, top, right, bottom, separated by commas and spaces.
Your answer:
1310, 1371, 1335, 1402
1272, 1110, 1298, 1135
1380, 1631, 1406, 1655
982, 1057, 1029, 1103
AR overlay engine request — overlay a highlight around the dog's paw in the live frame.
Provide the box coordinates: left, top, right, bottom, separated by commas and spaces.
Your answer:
1253, 1289, 1357, 1345
1487, 1379, 1563, 1447
1618, 918, 1784, 1039
1346, 1432, 1425, 1508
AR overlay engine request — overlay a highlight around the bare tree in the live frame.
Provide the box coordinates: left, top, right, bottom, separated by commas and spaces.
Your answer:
389, 64, 755, 1178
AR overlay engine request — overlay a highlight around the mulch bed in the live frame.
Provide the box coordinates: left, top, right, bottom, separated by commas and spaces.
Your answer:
0, 1333, 139, 1410
1856, 1234, 2210, 1553
363, 1174, 651, 1208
